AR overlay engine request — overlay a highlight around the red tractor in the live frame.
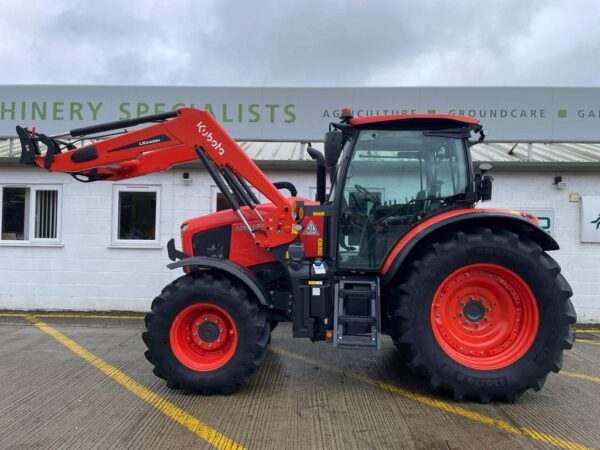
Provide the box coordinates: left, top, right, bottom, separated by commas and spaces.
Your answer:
16, 107, 575, 402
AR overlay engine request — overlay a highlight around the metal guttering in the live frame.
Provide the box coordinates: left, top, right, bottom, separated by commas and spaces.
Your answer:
2, 139, 600, 171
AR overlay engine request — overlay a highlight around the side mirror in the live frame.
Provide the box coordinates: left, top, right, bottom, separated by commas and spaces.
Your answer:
324, 130, 343, 168
479, 176, 493, 201
474, 163, 493, 202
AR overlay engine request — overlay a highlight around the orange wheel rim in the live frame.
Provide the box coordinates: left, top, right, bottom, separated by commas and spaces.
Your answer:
170, 303, 237, 371
431, 264, 539, 370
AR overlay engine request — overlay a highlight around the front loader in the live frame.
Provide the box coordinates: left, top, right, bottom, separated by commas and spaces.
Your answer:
16, 107, 576, 402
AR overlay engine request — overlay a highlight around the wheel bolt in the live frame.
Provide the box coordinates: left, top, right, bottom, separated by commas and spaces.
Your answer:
208, 343, 213, 348
464, 320, 469, 325
195, 322, 199, 326
474, 322, 480, 327
219, 328, 224, 333
217, 338, 221, 343
458, 312, 463, 317
204, 317, 209, 322
193, 332, 197, 336
484, 317, 490, 321
215, 319, 219, 324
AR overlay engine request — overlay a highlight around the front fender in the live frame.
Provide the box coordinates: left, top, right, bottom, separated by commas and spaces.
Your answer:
167, 256, 271, 306
381, 208, 559, 285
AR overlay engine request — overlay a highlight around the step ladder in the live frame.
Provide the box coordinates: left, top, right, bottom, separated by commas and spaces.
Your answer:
333, 277, 381, 349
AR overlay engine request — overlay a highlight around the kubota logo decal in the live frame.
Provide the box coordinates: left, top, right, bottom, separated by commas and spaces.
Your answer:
592, 213, 600, 230
197, 121, 225, 155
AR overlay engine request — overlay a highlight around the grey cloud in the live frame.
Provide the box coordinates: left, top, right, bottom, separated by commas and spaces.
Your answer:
0, 0, 597, 86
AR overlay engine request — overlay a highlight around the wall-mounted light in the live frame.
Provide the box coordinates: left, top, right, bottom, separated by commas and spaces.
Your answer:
553, 176, 567, 190
182, 172, 192, 185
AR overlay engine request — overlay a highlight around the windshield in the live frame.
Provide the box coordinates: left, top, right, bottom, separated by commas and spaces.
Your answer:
336, 129, 469, 270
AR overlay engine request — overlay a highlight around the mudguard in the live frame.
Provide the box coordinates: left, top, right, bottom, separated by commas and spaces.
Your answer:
167, 256, 271, 306
380, 208, 559, 285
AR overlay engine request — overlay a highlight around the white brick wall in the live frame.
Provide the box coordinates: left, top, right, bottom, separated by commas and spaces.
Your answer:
0, 167, 316, 312
1, 167, 599, 322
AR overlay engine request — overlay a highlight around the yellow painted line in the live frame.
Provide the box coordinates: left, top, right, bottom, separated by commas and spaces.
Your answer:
574, 329, 600, 334
271, 345, 592, 450
576, 339, 600, 346
0, 312, 29, 317
561, 371, 600, 384
26, 316, 244, 450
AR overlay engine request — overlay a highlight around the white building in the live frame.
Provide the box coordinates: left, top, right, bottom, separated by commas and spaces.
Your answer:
1, 139, 600, 322
1, 85, 600, 322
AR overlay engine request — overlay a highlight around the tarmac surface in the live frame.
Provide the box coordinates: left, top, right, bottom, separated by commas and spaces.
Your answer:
0, 312, 599, 450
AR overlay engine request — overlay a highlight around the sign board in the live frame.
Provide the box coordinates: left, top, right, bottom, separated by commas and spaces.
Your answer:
522, 209, 554, 236
581, 196, 600, 243
3, 86, 600, 141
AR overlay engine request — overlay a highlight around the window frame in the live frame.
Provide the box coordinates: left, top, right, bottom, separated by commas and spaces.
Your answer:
0, 183, 63, 246
111, 184, 161, 248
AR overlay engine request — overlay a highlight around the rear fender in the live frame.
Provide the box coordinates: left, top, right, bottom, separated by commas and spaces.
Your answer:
167, 256, 271, 306
381, 209, 559, 285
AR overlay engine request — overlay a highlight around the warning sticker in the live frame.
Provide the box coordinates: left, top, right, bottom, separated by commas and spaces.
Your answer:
303, 220, 320, 236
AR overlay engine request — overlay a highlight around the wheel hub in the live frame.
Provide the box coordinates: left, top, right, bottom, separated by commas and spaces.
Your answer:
463, 299, 485, 321
199, 321, 220, 342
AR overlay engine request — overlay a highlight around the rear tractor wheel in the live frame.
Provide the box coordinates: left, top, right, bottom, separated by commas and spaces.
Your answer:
143, 272, 270, 394
390, 228, 576, 402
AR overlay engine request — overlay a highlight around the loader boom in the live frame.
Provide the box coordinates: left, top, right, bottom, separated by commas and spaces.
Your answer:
16, 107, 296, 248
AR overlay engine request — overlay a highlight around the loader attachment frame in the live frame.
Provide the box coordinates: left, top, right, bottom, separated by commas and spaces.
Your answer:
15, 108, 297, 248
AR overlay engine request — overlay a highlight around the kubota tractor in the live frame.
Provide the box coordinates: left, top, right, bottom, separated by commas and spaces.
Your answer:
16, 107, 575, 402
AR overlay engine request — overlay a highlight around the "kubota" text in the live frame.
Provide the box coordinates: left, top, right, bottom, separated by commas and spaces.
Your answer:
197, 121, 225, 155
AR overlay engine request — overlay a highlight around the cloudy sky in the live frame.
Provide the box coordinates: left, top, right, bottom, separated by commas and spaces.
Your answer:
0, 0, 598, 86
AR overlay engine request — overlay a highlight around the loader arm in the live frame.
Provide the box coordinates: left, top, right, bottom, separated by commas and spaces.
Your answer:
15, 107, 296, 248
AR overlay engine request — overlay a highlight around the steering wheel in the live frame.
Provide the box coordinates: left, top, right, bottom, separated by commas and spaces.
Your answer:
353, 184, 381, 205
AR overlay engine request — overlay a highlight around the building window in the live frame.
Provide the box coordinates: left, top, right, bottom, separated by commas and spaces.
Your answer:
112, 185, 160, 246
211, 185, 233, 212
0, 185, 61, 244
215, 192, 230, 212
211, 185, 262, 213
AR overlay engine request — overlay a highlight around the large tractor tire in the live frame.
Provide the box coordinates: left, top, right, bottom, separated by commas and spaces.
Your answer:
143, 272, 270, 395
390, 228, 576, 403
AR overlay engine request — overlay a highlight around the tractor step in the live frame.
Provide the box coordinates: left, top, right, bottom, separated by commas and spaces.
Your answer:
338, 315, 377, 325
333, 277, 381, 350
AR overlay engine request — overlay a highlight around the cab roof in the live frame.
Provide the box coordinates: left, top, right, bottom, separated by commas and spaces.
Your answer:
349, 113, 480, 127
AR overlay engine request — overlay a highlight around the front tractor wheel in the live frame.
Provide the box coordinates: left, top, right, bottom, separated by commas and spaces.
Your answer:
390, 228, 576, 403
143, 273, 270, 395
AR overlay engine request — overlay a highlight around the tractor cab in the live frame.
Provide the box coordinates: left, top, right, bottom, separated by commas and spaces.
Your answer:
322, 110, 486, 271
